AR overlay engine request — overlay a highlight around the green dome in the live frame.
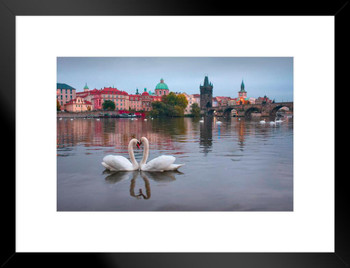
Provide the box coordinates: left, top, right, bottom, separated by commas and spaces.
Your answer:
155, 78, 169, 90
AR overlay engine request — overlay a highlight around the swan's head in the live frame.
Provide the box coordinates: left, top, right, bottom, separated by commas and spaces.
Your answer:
136, 137, 148, 149
136, 140, 142, 149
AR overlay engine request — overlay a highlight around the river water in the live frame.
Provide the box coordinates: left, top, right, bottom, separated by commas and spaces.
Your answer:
57, 116, 293, 211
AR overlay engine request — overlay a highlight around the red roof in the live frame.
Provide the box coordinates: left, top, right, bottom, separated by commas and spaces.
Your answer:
215, 96, 230, 99
87, 87, 129, 96
129, 94, 141, 100
76, 92, 89, 98
90, 89, 100, 94
100, 87, 129, 96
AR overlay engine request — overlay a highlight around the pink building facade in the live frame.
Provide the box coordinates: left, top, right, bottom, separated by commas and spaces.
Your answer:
60, 79, 172, 113
64, 96, 92, 112
183, 93, 200, 114
57, 83, 76, 110
77, 86, 129, 111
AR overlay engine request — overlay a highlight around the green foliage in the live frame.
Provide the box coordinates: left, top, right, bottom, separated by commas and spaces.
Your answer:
150, 93, 188, 117
190, 103, 201, 117
57, 99, 61, 111
176, 94, 188, 109
102, 100, 116, 111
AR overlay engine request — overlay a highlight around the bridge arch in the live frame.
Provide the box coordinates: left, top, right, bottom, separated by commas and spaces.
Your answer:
270, 104, 292, 117
223, 107, 236, 117
244, 107, 262, 118
207, 109, 215, 116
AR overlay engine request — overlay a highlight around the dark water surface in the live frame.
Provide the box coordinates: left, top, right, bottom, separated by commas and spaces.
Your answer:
57, 116, 293, 211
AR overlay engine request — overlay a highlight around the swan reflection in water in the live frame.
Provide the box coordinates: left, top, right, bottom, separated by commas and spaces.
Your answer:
103, 170, 183, 200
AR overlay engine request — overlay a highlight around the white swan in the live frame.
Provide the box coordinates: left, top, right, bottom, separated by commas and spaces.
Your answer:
199, 119, 204, 123
216, 121, 222, 125
259, 119, 266, 124
101, 138, 139, 171
138, 137, 184, 172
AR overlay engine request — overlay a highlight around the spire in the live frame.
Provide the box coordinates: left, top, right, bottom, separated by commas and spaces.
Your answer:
204, 76, 209, 86
240, 80, 246, 92
84, 82, 89, 90
136, 88, 139, 95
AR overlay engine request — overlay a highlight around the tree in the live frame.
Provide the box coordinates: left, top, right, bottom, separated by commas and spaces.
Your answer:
151, 93, 188, 117
174, 105, 184, 116
57, 100, 61, 111
176, 94, 188, 109
150, 101, 167, 117
102, 100, 115, 111
162, 93, 188, 108
190, 103, 201, 117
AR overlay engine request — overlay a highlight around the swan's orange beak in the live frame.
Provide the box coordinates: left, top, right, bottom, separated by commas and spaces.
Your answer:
136, 141, 142, 149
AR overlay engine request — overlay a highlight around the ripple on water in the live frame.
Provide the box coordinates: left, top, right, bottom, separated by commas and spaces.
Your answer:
57, 117, 293, 211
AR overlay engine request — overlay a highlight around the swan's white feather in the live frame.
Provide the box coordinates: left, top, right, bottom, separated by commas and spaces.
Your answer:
102, 155, 134, 171
142, 155, 176, 171
167, 164, 185, 171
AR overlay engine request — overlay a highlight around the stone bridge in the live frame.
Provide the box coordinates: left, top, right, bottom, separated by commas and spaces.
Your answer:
206, 102, 293, 117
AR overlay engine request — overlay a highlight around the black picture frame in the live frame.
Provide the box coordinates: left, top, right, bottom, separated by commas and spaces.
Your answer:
1, 1, 344, 267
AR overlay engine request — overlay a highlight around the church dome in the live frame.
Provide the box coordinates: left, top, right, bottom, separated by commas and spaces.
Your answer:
155, 78, 169, 90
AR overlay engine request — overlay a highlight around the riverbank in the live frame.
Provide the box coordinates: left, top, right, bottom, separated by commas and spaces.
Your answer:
57, 111, 293, 119
57, 111, 144, 118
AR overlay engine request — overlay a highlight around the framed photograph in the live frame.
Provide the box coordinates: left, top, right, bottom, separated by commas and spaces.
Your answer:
1, 1, 343, 267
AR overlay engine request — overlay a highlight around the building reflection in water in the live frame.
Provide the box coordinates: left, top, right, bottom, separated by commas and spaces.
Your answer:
199, 115, 213, 155
57, 118, 184, 152
237, 119, 246, 150
57, 116, 275, 159
104, 170, 181, 200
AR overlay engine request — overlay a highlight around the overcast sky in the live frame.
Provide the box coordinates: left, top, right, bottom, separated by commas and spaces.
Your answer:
57, 57, 293, 102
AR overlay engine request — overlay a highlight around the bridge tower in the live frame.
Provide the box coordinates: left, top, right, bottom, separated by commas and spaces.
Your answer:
200, 75, 213, 114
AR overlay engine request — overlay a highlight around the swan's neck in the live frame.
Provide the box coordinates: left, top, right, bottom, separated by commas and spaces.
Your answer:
128, 139, 138, 169
140, 137, 149, 166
